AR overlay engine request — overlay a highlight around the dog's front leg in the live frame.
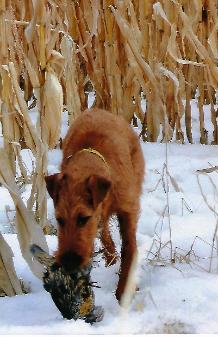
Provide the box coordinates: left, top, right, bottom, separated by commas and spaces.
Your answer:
116, 211, 137, 303
100, 216, 118, 266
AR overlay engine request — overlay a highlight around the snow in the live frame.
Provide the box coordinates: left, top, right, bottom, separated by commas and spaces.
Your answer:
1, 99, 218, 333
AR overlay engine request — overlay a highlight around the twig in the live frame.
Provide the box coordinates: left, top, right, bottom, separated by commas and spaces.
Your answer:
209, 217, 218, 273
148, 178, 162, 193
196, 173, 218, 216
181, 198, 193, 216
165, 142, 173, 261
196, 165, 218, 174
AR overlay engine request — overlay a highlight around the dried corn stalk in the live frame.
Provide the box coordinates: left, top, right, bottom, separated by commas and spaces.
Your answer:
1, 0, 217, 143
60, 36, 82, 124
0, 233, 23, 296
0, 0, 7, 64
0, 149, 48, 279
41, 68, 63, 149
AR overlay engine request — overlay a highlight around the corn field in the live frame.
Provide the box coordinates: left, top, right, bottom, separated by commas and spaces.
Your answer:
0, 0, 217, 295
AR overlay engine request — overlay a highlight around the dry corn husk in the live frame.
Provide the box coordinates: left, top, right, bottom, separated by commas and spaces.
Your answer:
8, 62, 39, 153
208, 22, 218, 59
0, 0, 7, 63
61, 36, 82, 123
0, 233, 23, 296
1, 0, 217, 143
41, 67, 63, 149
0, 149, 49, 279
47, 50, 65, 79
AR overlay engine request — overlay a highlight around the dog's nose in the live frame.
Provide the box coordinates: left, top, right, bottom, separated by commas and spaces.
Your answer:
60, 251, 83, 272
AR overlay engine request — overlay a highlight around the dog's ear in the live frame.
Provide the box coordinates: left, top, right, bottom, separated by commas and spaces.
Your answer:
87, 175, 111, 209
45, 173, 65, 202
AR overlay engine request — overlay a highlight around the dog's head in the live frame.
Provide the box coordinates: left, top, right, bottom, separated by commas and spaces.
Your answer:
45, 172, 111, 272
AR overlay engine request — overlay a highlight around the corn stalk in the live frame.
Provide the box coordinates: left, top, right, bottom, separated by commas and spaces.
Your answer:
0, 233, 23, 296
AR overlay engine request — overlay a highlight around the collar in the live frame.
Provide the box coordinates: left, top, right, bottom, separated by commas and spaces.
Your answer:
65, 148, 109, 168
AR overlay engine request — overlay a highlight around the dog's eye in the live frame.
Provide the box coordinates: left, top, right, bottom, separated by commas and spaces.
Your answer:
77, 215, 90, 227
56, 217, 65, 227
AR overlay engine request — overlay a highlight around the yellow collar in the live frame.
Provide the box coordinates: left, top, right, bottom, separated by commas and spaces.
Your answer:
66, 148, 109, 167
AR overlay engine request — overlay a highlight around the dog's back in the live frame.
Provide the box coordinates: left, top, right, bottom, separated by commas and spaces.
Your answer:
62, 108, 139, 162
62, 108, 145, 213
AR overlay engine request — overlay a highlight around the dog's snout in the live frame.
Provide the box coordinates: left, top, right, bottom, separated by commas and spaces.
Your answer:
60, 251, 83, 272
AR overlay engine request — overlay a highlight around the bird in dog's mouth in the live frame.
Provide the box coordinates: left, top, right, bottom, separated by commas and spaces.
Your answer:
30, 244, 104, 323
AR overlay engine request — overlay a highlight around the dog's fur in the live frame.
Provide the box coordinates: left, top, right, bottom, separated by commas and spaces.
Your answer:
45, 108, 145, 302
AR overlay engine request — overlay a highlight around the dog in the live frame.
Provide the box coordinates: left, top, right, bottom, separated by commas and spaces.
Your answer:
45, 108, 145, 302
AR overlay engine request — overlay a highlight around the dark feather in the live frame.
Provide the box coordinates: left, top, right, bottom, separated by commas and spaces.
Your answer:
30, 244, 104, 323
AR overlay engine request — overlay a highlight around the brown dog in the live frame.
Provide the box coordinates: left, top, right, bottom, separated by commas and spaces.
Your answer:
45, 108, 145, 302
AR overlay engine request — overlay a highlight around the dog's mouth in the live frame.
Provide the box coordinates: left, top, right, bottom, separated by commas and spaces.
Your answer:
58, 251, 93, 274
59, 251, 83, 272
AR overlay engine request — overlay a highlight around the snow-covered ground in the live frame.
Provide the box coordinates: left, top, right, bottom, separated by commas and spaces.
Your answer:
1, 99, 218, 334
